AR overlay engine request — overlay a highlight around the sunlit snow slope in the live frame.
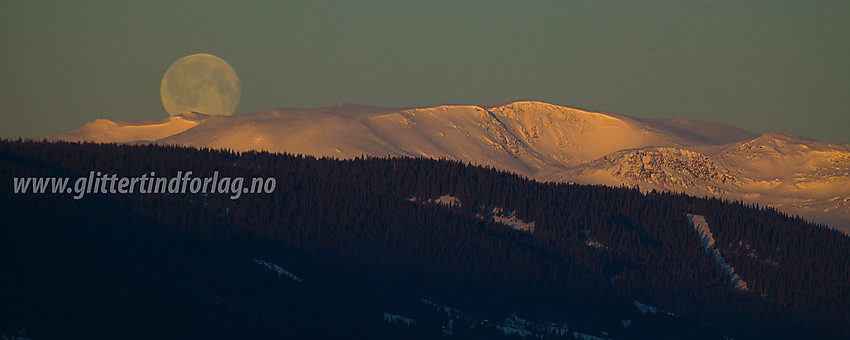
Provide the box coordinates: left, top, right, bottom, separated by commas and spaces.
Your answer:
47, 101, 850, 231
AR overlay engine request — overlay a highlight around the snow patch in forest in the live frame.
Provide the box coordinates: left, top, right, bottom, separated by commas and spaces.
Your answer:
431, 195, 461, 207
574, 332, 610, 340
253, 259, 302, 282
582, 228, 607, 249
409, 195, 461, 207
0, 328, 32, 340
490, 207, 535, 233
421, 299, 609, 339
413, 195, 536, 233
585, 238, 606, 249
634, 300, 675, 316
687, 214, 749, 291
496, 325, 533, 337
383, 313, 416, 326
422, 299, 460, 317
422, 299, 461, 335
496, 314, 600, 339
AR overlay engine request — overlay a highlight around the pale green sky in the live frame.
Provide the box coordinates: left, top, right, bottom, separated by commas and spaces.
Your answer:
1, 1, 848, 143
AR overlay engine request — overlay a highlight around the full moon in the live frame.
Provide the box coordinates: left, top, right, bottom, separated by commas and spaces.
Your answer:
160, 53, 241, 116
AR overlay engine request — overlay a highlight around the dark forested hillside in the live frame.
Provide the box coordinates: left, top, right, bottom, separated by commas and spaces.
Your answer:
1, 140, 848, 339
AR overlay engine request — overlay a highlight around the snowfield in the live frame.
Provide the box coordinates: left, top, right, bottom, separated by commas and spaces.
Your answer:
48, 101, 850, 232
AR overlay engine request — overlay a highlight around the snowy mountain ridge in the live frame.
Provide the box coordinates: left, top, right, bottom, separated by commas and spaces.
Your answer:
47, 101, 850, 231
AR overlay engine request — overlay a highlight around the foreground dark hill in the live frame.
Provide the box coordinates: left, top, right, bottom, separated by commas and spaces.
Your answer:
1, 140, 848, 339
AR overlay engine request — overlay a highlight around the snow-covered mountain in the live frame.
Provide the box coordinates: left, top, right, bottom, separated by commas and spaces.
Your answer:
47, 101, 850, 231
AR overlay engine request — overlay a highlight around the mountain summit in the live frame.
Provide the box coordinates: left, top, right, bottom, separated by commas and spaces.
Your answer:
47, 101, 850, 231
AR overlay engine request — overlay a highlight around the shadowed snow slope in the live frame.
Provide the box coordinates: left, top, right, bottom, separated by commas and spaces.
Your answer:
47, 101, 850, 231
